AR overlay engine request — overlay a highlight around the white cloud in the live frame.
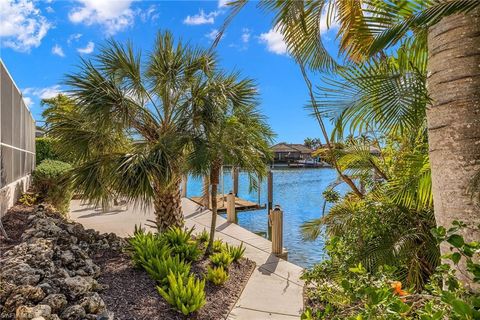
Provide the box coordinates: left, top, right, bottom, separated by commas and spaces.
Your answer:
218, 0, 230, 8
183, 10, 219, 25
259, 28, 288, 55
23, 96, 33, 107
52, 44, 65, 57
205, 29, 219, 41
67, 33, 82, 44
241, 28, 250, 43
68, 0, 135, 35
140, 4, 159, 22
0, 0, 51, 52
77, 41, 94, 54
45, 6, 54, 13
23, 85, 62, 105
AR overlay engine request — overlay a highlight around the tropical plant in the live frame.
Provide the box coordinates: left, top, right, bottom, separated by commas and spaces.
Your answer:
32, 159, 73, 214
18, 193, 38, 206
185, 72, 274, 254
213, 239, 226, 253
43, 31, 223, 231
225, 242, 245, 263
206, 266, 229, 285
161, 227, 202, 261
143, 255, 191, 289
210, 252, 234, 269
157, 271, 206, 316
218, 0, 480, 288
196, 229, 210, 244
128, 227, 170, 267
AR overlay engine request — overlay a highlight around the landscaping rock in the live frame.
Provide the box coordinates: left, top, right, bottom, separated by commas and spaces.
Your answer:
0, 204, 125, 320
60, 305, 86, 320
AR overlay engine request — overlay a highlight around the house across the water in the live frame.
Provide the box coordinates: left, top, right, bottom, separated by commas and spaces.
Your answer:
271, 143, 315, 164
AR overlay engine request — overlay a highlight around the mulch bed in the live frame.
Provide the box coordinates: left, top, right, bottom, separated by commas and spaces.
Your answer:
0, 204, 33, 256
93, 250, 255, 320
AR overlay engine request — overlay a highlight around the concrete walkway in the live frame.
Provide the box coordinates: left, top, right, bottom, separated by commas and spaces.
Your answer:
70, 198, 304, 319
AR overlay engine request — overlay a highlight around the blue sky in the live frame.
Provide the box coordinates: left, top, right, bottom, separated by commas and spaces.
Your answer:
1, 0, 339, 143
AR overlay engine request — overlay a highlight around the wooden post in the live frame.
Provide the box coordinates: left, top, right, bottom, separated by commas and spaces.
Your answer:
181, 176, 187, 198
226, 192, 236, 223
267, 171, 273, 240
232, 167, 239, 196
270, 205, 287, 260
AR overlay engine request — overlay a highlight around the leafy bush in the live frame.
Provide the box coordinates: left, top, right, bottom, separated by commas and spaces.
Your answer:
210, 252, 233, 269
35, 137, 60, 165
18, 193, 38, 206
213, 239, 226, 253
225, 243, 245, 262
301, 224, 480, 319
32, 160, 73, 214
196, 229, 210, 244
162, 227, 202, 261
128, 227, 171, 267
206, 266, 229, 285
162, 226, 194, 246
143, 255, 191, 289
157, 271, 206, 315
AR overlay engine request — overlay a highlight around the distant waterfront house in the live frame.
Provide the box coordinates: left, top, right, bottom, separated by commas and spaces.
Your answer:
271, 143, 313, 163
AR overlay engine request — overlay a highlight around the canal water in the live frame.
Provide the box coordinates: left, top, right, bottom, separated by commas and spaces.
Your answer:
186, 167, 341, 269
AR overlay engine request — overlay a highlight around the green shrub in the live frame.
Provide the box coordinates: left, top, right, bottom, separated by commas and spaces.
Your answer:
157, 271, 206, 315
206, 266, 229, 285
161, 227, 202, 261
210, 252, 233, 269
35, 137, 60, 165
196, 229, 210, 244
32, 160, 72, 214
18, 193, 38, 206
162, 226, 194, 246
128, 227, 170, 267
225, 242, 245, 262
213, 239, 226, 253
143, 255, 191, 289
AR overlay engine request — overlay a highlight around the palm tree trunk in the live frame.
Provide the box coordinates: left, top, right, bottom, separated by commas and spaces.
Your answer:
427, 7, 480, 290
206, 161, 221, 254
153, 180, 184, 232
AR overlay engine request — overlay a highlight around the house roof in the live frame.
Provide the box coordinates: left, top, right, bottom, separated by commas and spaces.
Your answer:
271, 143, 313, 154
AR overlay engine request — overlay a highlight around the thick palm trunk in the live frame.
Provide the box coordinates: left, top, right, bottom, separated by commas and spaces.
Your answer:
206, 162, 221, 254
153, 180, 184, 232
427, 7, 480, 290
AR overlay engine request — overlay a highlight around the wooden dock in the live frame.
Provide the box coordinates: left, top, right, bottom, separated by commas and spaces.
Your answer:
189, 194, 265, 212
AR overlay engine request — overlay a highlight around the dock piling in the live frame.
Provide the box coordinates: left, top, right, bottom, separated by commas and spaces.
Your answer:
267, 171, 273, 239
226, 192, 236, 223
232, 167, 239, 196
270, 205, 287, 260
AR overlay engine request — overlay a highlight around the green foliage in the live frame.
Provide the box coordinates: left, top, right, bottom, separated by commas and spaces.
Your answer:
213, 239, 226, 253
206, 266, 229, 285
210, 252, 233, 269
157, 271, 206, 316
302, 225, 480, 320
128, 227, 170, 267
32, 159, 73, 214
196, 229, 210, 245
35, 137, 60, 165
162, 227, 202, 262
18, 193, 38, 206
143, 255, 191, 289
225, 242, 245, 263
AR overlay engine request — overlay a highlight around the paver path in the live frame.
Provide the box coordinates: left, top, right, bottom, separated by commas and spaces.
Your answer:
70, 198, 304, 319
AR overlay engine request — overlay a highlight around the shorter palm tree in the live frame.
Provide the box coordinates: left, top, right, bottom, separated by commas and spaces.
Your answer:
188, 73, 274, 254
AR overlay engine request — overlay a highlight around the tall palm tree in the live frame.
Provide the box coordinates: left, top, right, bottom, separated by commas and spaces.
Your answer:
44, 31, 218, 231
188, 73, 274, 254
219, 0, 480, 289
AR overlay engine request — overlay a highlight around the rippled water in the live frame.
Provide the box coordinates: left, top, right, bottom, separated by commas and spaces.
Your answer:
187, 167, 341, 269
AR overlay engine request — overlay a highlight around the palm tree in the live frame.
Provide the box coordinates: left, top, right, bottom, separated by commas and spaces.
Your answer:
188, 73, 274, 254
219, 0, 480, 289
44, 31, 219, 231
